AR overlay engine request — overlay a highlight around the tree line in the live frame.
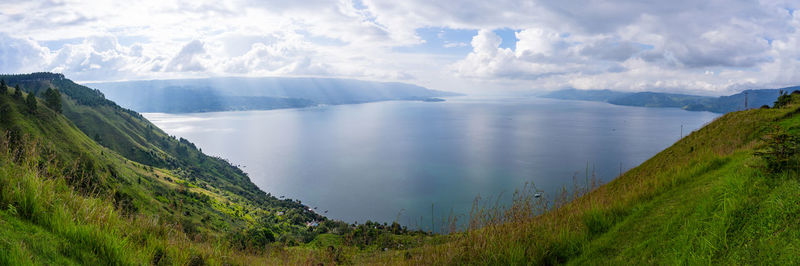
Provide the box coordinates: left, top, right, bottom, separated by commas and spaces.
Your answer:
0, 79, 62, 113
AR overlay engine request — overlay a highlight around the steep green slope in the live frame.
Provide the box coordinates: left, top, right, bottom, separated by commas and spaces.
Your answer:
0, 84, 230, 264
3, 73, 322, 222
0, 73, 427, 264
0, 73, 326, 242
388, 91, 800, 264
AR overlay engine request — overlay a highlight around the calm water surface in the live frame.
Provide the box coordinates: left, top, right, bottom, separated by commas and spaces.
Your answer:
144, 96, 719, 230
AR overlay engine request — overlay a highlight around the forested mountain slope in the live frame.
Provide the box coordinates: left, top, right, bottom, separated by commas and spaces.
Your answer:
89, 77, 460, 113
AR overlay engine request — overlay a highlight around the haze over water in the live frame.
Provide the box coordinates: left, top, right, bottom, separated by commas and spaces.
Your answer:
144, 96, 718, 230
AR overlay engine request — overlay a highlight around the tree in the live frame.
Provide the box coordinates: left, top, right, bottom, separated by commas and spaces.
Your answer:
0, 79, 5, 94
0, 103, 11, 124
774, 90, 792, 108
13, 85, 22, 99
43, 88, 62, 113
25, 93, 37, 113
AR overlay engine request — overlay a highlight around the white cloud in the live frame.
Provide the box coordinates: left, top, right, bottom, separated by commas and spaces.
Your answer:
0, 0, 800, 94
515, 28, 564, 57
166, 40, 208, 72
0, 33, 50, 73
443, 42, 467, 48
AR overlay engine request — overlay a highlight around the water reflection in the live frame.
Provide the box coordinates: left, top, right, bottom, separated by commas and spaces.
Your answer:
144, 97, 719, 231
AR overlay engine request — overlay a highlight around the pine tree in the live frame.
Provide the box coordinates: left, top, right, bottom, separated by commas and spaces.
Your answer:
44, 88, 62, 113
0, 103, 10, 124
0, 79, 5, 95
13, 85, 22, 99
25, 93, 37, 113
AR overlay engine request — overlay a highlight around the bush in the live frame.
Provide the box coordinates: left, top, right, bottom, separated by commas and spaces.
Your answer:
113, 191, 138, 216
755, 126, 800, 174
228, 227, 276, 251
247, 227, 276, 248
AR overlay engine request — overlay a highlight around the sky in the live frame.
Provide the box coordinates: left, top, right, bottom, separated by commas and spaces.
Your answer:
1, 0, 800, 95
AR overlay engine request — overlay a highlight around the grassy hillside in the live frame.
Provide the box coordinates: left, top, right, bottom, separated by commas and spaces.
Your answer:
371, 92, 800, 264
0, 73, 321, 232
0, 73, 433, 264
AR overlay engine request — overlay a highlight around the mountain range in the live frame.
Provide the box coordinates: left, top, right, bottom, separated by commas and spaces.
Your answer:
88, 77, 460, 113
542, 87, 800, 113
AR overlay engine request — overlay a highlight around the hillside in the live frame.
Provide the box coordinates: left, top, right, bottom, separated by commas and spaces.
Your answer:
0, 73, 320, 264
88, 77, 460, 113
374, 92, 800, 264
0, 73, 436, 264
543, 88, 792, 113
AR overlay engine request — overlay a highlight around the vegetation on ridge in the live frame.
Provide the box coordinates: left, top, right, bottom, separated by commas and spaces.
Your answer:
0, 73, 436, 264
3, 71, 800, 264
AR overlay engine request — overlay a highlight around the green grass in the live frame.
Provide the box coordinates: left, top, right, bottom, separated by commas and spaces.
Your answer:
0, 74, 328, 238
0, 131, 340, 264
3, 72, 800, 264
359, 95, 800, 264
0, 73, 434, 264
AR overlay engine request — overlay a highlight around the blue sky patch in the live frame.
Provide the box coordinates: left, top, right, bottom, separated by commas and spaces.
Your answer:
494, 28, 518, 50
394, 27, 476, 55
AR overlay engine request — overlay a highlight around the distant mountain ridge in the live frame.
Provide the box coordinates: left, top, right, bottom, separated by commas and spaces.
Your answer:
88, 77, 461, 113
542, 87, 800, 113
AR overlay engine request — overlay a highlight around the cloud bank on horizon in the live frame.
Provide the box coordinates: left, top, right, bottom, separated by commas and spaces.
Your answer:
1, 0, 799, 95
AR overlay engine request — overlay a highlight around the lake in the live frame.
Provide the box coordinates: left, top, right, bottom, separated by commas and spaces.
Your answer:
143, 96, 719, 231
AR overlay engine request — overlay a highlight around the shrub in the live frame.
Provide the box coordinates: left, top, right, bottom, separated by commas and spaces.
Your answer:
113, 191, 138, 216
228, 226, 276, 251
755, 126, 800, 174
247, 227, 276, 248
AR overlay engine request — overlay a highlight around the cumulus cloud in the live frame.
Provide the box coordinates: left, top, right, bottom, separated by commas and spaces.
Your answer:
452, 28, 610, 80
0, 33, 50, 73
1, 0, 800, 94
166, 40, 208, 72
452, 29, 566, 79
579, 39, 641, 62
